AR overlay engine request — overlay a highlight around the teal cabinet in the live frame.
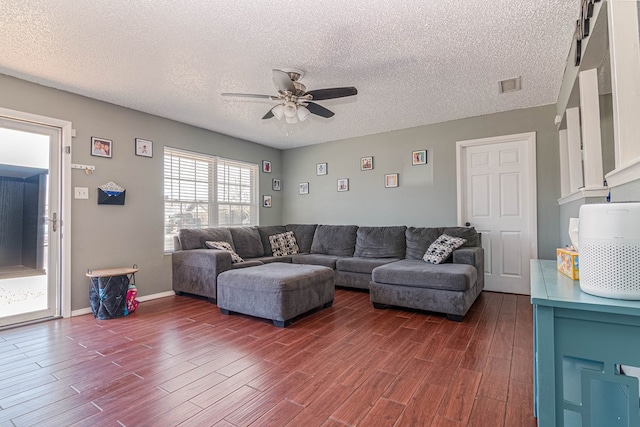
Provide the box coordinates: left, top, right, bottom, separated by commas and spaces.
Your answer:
531, 260, 640, 427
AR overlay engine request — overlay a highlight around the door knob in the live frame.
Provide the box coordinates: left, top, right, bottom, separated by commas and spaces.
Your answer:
45, 212, 57, 232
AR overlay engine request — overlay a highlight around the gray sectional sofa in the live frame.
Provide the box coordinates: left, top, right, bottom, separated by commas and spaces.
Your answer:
172, 224, 484, 320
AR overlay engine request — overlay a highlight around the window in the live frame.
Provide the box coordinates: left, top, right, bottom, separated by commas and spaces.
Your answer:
164, 147, 258, 251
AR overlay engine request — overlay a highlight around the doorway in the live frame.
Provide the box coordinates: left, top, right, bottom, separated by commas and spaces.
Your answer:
0, 108, 71, 328
456, 132, 538, 295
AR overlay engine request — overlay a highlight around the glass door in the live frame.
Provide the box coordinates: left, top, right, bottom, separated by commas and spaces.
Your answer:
0, 117, 61, 328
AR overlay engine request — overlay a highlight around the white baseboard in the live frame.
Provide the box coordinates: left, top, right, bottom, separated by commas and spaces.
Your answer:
71, 290, 176, 317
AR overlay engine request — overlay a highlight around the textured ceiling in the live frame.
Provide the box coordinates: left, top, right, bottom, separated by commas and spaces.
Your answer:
0, 1, 579, 149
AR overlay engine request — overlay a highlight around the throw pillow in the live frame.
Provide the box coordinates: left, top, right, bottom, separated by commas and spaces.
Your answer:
423, 234, 467, 264
205, 241, 244, 263
269, 231, 300, 257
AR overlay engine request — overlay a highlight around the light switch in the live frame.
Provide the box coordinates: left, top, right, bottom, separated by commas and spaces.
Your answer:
74, 187, 89, 199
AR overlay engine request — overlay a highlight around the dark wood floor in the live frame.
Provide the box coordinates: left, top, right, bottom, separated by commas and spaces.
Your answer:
0, 289, 535, 427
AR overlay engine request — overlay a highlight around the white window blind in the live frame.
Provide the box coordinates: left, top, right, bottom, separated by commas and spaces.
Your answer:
164, 147, 259, 251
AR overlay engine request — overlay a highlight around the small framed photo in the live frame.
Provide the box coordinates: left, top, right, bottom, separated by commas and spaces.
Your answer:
263, 195, 272, 208
337, 178, 349, 192
272, 178, 281, 191
299, 182, 309, 195
412, 150, 427, 165
316, 163, 328, 176
135, 138, 153, 158
385, 173, 399, 188
360, 156, 373, 171
262, 160, 272, 173
91, 137, 112, 158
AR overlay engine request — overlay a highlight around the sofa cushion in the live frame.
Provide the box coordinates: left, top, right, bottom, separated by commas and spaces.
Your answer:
179, 228, 233, 250
442, 227, 480, 247
257, 225, 287, 256
423, 234, 467, 264
269, 231, 300, 256
286, 224, 318, 253
353, 226, 407, 258
292, 253, 344, 269
205, 241, 244, 263
405, 227, 443, 260
311, 225, 358, 256
336, 257, 401, 274
229, 227, 264, 259
372, 259, 477, 292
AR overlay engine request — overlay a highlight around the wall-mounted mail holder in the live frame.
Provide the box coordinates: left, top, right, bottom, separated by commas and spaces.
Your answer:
98, 182, 126, 205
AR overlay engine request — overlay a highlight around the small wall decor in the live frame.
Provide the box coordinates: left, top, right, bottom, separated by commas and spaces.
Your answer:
412, 150, 427, 165
360, 156, 373, 171
98, 182, 126, 205
272, 178, 281, 191
91, 137, 112, 158
337, 178, 349, 192
135, 138, 153, 157
263, 195, 272, 208
299, 182, 309, 195
262, 160, 272, 173
316, 163, 327, 176
385, 173, 399, 188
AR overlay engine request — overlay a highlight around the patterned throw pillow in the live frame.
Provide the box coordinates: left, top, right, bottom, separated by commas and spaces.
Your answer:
269, 231, 300, 257
423, 234, 467, 264
205, 241, 244, 263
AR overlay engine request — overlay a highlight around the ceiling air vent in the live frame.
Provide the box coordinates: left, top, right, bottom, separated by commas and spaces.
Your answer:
498, 77, 522, 94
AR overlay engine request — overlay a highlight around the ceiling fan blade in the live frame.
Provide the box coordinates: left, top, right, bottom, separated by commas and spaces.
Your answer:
272, 69, 296, 93
306, 87, 358, 100
306, 102, 335, 118
262, 108, 275, 120
221, 93, 278, 100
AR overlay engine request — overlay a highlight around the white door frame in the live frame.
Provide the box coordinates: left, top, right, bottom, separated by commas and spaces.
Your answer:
456, 132, 538, 276
0, 106, 72, 319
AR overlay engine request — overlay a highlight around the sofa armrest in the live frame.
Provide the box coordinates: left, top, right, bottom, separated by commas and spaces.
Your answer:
172, 249, 233, 300
453, 247, 484, 290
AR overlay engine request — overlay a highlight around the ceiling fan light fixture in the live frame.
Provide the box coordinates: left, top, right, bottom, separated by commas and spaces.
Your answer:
283, 101, 297, 118
272, 104, 284, 120
285, 116, 298, 124
297, 105, 310, 121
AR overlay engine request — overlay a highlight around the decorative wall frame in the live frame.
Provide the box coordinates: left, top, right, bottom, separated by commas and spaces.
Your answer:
135, 138, 153, 157
385, 173, 399, 188
262, 160, 272, 173
272, 178, 281, 191
337, 178, 349, 192
299, 182, 309, 195
316, 163, 328, 176
360, 156, 373, 171
263, 195, 272, 208
412, 150, 427, 165
91, 137, 112, 158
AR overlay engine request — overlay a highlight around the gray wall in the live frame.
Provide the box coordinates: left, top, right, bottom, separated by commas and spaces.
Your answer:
283, 104, 562, 260
0, 74, 282, 311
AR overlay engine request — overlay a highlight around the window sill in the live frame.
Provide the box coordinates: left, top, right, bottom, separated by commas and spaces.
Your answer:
605, 157, 640, 188
558, 188, 609, 205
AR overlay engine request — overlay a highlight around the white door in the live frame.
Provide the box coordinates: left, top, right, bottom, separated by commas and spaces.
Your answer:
0, 112, 69, 328
456, 132, 537, 295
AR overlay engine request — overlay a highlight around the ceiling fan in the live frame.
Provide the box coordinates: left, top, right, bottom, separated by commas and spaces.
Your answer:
222, 69, 358, 124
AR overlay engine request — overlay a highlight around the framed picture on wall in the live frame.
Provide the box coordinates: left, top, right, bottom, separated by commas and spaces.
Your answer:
360, 156, 373, 171
91, 137, 112, 158
385, 173, 399, 188
412, 150, 427, 165
299, 182, 309, 195
263, 195, 272, 208
135, 138, 153, 158
337, 178, 349, 192
272, 179, 281, 191
262, 160, 272, 173
316, 163, 328, 176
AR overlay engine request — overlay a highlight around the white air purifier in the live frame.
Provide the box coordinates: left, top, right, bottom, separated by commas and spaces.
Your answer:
579, 203, 640, 299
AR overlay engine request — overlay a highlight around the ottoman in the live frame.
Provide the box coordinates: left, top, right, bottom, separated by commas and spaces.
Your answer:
217, 263, 335, 327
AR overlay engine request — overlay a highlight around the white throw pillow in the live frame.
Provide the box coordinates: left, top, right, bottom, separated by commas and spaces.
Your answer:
205, 241, 244, 263
269, 231, 300, 256
423, 234, 467, 264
